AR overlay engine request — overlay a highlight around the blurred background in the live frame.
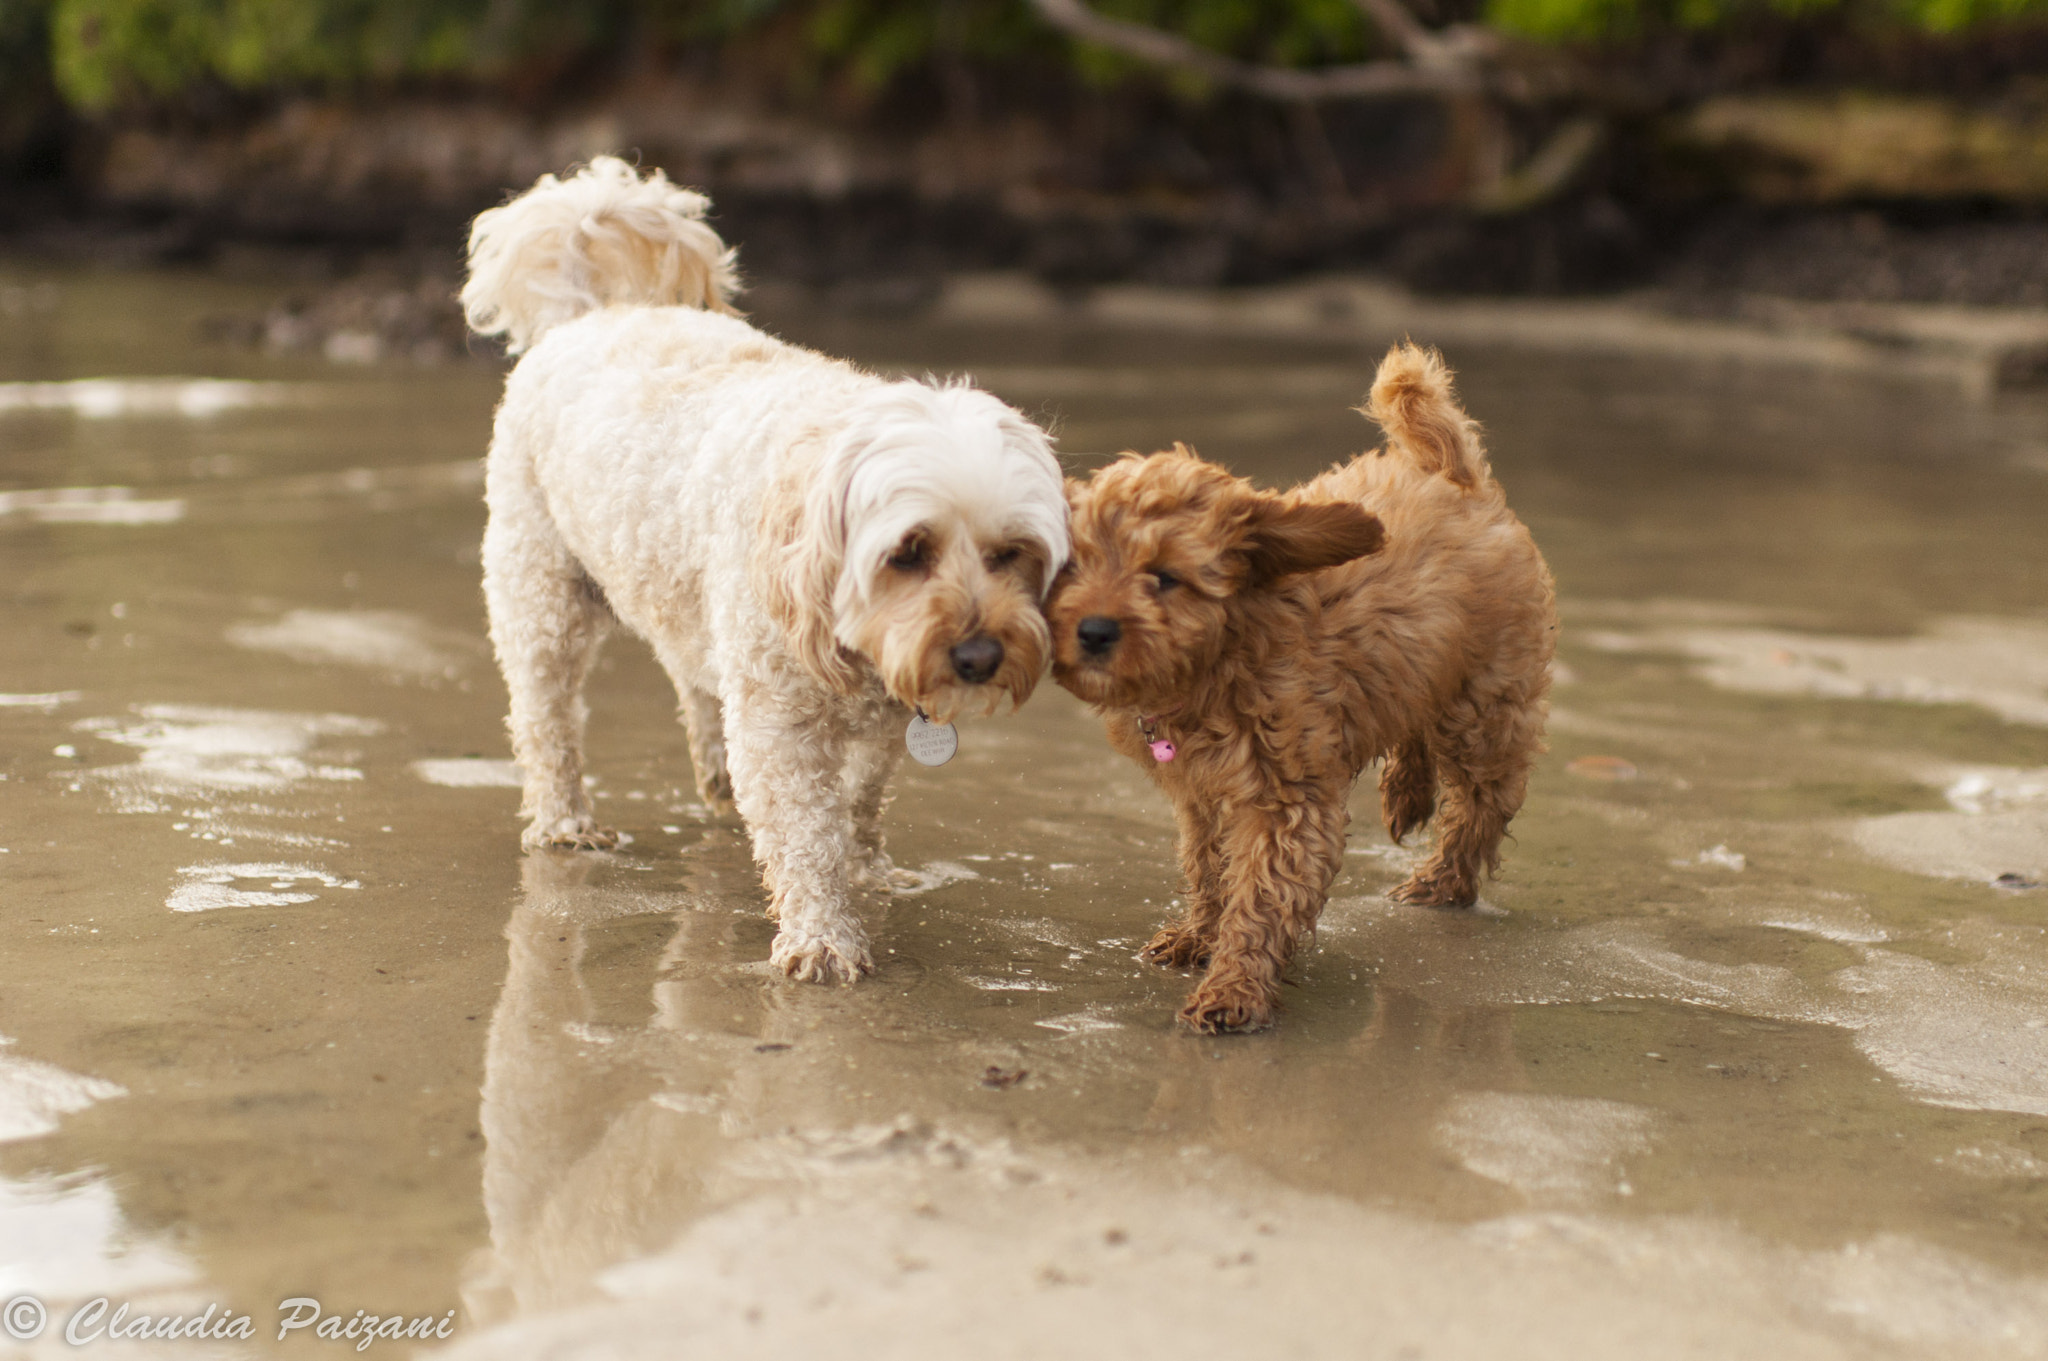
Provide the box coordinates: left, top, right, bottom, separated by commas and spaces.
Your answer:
4, 4, 2048, 1352
0, 0, 2045, 338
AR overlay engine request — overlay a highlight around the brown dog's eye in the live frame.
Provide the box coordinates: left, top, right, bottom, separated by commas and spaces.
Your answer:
1151, 569, 1181, 593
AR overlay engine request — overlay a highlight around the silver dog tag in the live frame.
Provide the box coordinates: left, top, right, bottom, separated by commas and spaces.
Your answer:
905, 713, 958, 766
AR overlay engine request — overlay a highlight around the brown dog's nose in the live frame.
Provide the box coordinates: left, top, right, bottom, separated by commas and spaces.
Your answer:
1076, 616, 1121, 656
950, 635, 1004, 683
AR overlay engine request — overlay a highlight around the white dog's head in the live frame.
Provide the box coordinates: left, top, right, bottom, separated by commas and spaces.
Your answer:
758, 382, 1069, 724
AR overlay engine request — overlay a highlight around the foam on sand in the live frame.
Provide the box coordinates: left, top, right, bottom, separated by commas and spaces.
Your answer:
74, 704, 381, 802
413, 758, 524, 788
167, 862, 362, 913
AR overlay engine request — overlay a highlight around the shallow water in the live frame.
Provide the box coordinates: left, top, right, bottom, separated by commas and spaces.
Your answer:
2, 265, 2047, 1358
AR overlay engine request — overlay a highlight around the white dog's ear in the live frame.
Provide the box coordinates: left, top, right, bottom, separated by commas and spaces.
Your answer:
756, 439, 861, 694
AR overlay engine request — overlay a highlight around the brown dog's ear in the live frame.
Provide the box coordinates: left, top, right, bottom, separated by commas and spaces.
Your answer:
1239, 496, 1385, 584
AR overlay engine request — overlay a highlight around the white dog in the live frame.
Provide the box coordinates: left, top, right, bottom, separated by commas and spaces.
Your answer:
462, 158, 1069, 983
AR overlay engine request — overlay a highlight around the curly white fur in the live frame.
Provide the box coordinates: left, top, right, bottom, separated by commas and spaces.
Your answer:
467, 159, 1068, 984
463, 156, 740, 353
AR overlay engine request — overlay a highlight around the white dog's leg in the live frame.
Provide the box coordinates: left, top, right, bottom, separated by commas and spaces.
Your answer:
484, 500, 619, 851
677, 685, 735, 811
723, 684, 871, 983
843, 734, 911, 891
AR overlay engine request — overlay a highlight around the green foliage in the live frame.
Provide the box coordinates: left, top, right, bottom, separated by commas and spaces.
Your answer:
23, 0, 2048, 111
49, 0, 509, 106
1485, 0, 2048, 39
1118, 0, 1376, 64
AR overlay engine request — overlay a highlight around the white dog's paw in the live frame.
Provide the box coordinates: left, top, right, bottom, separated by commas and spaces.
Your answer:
522, 816, 620, 851
770, 925, 873, 984
694, 762, 736, 811
848, 851, 919, 893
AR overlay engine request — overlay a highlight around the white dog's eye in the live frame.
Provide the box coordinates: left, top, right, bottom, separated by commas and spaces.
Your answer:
987, 545, 1023, 570
888, 540, 930, 571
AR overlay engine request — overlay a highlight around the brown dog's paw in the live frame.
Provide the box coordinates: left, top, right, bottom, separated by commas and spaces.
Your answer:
1142, 925, 1213, 970
1179, 978, 1276, 1034
1383, 799, 1433, 847
1379, 741, 1437, 844
1380, 785, 1435, 846
1388, 870, 1477, 908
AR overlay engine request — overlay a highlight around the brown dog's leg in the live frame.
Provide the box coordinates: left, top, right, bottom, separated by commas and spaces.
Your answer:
1145, 799, 1223, 969
1183, 790, 1348, 1034
1378, 734, 1436, 844
1391, 699, 1538, 907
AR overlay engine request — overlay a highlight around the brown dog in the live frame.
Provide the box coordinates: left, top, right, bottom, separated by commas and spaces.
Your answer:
1048, 345, 1557, 1033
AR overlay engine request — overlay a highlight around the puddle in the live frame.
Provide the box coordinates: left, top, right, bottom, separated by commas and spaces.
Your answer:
1849, 763, 2048, 886
226, 608, 479, 681
0, 1043, 125, 1143
0, 691, 82, 710
4, 265, 2048, 1355
0, 377, 303, 419
0, 485, 187, 525
1583, 612, 2048, 727
0, 1173, 195, 1298
1437, 1093, 1659, 1198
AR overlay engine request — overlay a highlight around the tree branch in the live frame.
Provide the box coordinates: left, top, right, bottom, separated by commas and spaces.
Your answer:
1027, 0, 1484, 100
1346, 0, 1499, 70
1349, 0, 1432, 58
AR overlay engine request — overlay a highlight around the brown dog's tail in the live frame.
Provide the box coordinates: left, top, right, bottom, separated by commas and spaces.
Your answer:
1362, 344, 1488, 492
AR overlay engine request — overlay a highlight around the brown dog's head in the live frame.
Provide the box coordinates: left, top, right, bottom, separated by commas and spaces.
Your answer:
1047, 446, 1385, 709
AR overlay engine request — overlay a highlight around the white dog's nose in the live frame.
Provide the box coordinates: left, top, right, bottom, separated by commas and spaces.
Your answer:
949, 636, 1004, 684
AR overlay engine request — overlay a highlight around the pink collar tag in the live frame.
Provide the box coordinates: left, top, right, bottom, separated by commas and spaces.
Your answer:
1141, 711, 1179, 763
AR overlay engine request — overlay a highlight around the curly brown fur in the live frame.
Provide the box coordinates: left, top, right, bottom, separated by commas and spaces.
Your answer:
1049, 344, 1557, 1034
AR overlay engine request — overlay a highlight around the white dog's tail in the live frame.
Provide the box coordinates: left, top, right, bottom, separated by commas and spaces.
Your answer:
461, 156, 740, 354
1362, 344, 1489, 492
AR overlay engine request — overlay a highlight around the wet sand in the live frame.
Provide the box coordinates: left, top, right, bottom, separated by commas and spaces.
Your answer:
3, 265, 2048, 1357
